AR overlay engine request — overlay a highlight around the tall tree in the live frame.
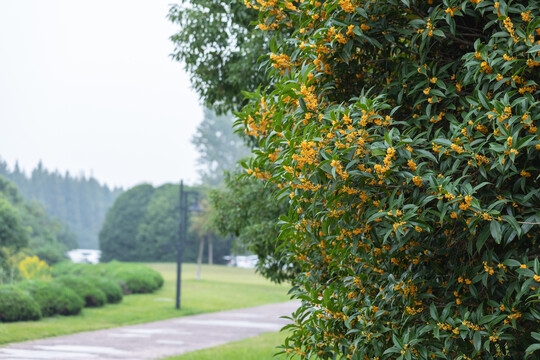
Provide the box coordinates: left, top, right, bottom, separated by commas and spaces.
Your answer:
191, 109, 250, 187
168, 0, 270, 114
99, 184, 155, 262
99, 183, 232, 263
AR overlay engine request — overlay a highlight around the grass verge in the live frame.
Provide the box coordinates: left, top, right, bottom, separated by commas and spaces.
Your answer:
165, 331, 289, 360
0, 263, 290, 344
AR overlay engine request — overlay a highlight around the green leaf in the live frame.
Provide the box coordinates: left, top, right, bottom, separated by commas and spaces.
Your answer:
527, 44, 540, 54
525, 343, 540, 356
384, 131, 393, 147
429, 303, 438, 321
503, 259, 522, 267
490, 220, 502, 244
473, 331, 481, 351
502, 215, 522, 237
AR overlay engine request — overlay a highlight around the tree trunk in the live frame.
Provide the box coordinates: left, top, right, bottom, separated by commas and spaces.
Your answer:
208, 236, 213, 265
196, 235, 205, 280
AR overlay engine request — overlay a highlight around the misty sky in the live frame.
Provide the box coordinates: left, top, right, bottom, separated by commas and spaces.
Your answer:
0, 1, 203, 189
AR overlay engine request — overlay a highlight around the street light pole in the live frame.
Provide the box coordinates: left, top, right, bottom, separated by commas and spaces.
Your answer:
176, 180, 201, 310
176, 180, 185, 310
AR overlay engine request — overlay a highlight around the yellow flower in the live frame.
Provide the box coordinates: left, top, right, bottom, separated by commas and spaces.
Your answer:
481, 61, 493, 73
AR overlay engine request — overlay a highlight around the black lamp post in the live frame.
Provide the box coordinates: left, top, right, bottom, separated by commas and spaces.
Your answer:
176, 180, 201, 310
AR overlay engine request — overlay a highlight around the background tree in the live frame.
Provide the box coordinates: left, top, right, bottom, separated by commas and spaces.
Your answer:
136, 184, 182, 261
0, 157, 122, 249
168, 0, 270, 114
191, 108, 250, 187
1, 176, 77, 282
0, 197, 29, 280
210, 172, 297, 283
189, 199, 219, 280
99, 184, 154, 262
99, 183, 233, 263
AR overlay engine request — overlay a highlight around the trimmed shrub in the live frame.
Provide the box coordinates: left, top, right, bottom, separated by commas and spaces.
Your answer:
52, 261, 108, 277
0, 285, 41, 322
51, 261, 87, 277
86, 277, 123, 304
112, 267, 163, 294
55, 276, 106, 308
17, 280, 84, 317
52, 262, 164, 295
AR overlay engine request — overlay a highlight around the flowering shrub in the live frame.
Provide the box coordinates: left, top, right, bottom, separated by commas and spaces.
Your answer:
237, 0, 540, 358
18, 255, 51, 280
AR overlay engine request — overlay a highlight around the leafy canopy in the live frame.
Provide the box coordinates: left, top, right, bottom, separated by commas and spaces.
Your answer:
168, 0, 271, 114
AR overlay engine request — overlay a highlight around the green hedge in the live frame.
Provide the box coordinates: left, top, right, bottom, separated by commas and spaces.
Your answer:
111, 268, 161, 294
0, 285, 41, 322
55, 275, 106, 308
86, 277, 123, 304
52, 261, 164, 294
18, 280, 84, 317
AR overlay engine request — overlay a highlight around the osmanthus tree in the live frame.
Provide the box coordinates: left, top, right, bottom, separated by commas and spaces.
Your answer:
234, 0, 540, 358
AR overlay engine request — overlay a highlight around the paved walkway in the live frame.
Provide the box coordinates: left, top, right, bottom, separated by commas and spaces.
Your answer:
0, 301, 300, 360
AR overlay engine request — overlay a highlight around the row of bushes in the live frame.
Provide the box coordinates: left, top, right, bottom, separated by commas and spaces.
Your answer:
0, 262, 164, 322
52, 261, 164, 294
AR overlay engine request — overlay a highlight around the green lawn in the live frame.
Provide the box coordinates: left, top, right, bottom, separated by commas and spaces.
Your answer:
165, 331, 289, 360
0, 263, 291, 344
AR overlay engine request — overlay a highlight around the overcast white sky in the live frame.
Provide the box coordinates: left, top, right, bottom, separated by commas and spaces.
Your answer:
0, 1, 203, 189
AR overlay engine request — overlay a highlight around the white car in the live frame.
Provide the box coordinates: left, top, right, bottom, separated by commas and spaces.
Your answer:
225, 255, 259, 268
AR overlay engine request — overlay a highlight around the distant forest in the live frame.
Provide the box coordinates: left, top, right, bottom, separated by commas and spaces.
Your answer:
0, 159, 123, 249
0, 175, 77, 266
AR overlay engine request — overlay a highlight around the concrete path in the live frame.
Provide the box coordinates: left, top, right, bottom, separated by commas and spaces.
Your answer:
0, 301, 299, 360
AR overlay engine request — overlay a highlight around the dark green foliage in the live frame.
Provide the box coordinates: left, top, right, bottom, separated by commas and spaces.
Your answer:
0, 159, 122, 249
99, 184, 155, 262
17, 280, 83, 316
100, 183, 231, 263
168, 1, 270, 114
136, 184, 182, 261
55, 275, 106, 308
86, 277, 123, 304
0, 175, 76, 267
0, 285, 41, 322
210, 172, 297, 283
0, 197, 28, 251
232, 0, 540, 358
